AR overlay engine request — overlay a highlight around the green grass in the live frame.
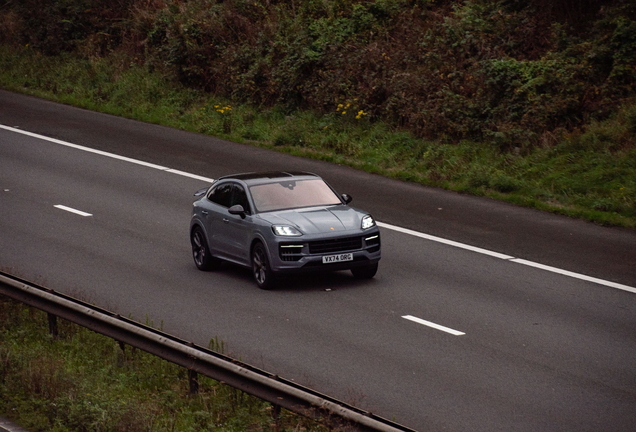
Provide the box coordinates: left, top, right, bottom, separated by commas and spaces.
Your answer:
0, 296, 325, 432
1, 44, 634, 228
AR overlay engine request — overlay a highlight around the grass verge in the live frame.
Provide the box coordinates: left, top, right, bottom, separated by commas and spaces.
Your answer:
0, 296, 325, 432
1, 44, 634, 229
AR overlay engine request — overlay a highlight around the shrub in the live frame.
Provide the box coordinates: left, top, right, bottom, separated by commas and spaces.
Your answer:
2, 0, 635, 148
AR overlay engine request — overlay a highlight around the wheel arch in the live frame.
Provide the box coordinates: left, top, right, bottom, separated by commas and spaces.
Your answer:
190, 220, 212, 254
250, 236, 265, 256
249, 233, 274, 262
190, 218, 207, 238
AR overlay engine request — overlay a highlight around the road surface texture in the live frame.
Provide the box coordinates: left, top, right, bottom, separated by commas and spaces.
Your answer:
1, 90, 635, 431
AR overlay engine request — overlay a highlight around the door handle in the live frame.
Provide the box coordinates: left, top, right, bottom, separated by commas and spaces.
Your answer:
223, 218, 229, 223
202, 210, 208, 216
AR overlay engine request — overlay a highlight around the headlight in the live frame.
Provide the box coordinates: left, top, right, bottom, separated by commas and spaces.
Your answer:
272, 225, 302, 236
361, 214, 375, 230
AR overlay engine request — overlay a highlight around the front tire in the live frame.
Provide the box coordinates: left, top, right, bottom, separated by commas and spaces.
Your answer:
351, 263, 378, 279
191, 227, 221, 271
251, 242, 276, 290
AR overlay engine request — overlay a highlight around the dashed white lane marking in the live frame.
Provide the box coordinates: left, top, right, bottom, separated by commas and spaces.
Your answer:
402, 315, 465, 336
54, 205, 92, 217
3, 124, 635, 295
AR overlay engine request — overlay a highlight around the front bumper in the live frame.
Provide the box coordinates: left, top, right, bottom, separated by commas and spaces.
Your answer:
268, 229, 381, 274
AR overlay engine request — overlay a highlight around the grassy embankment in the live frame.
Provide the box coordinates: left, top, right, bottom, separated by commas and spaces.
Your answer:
1, 43, 634, 228
0, 296, 326, 432
0, 0, 634, 228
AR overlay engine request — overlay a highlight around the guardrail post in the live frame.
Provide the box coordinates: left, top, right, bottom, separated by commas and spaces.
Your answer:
116, 341, 126, 367
271, 403, 281, 432
188, 369, 199, 396
47, 312, 58, 339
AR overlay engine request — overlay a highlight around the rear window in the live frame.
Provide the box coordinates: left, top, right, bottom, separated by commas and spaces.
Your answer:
250, 179, 341, 212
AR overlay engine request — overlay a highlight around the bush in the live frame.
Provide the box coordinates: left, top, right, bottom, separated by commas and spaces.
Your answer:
2, 0, 635, 148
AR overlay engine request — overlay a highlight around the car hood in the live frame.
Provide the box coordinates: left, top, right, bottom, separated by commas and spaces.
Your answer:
259, 205, 364, 234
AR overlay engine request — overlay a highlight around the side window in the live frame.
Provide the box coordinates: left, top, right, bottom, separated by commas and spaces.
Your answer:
231, 185, 251, 214
208, 183, 233, 208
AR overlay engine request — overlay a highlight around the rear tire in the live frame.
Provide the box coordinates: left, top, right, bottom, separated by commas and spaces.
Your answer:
191, 227, 221, 271
351, 263, 378, 279
252, 242, 276, 290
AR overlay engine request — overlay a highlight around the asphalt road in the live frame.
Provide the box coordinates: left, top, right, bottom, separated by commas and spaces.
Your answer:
1, 90, 635, 431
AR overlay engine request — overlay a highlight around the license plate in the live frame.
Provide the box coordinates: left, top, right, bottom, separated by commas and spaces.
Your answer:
322, 253, 353, 264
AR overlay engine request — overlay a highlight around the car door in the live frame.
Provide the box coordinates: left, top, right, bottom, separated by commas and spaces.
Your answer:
223, 184, 254, 265
202, 181, 233, 258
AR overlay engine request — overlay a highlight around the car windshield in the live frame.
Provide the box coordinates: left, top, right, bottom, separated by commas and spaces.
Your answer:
249, 179, 342, 212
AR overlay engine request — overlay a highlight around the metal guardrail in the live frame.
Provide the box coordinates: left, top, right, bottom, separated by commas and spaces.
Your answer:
0, 271, 417, 432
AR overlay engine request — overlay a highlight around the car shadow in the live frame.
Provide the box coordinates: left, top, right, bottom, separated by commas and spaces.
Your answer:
218, 262, 377, 292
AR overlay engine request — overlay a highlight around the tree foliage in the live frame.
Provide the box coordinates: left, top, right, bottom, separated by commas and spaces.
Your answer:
2, 0, 635, 148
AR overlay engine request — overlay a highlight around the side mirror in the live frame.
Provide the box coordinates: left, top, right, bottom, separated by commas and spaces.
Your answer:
228, 204, 247, 219
341, 193, 353, 204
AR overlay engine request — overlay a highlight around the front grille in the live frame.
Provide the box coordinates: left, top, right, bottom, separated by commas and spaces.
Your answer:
308, 236, 362, 254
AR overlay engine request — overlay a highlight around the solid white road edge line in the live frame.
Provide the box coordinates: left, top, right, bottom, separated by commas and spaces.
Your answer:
3, 124, 634, 295
377, 221, 636, 295
402, 315, 465, 336
54, 205, 92, 217
165, 168, 216, 182
376, 221, 514, 259
509, 259, 636, 294
0, 124, 216, 183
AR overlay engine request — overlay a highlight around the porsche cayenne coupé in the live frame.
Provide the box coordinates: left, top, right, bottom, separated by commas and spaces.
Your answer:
190, 171, 381, 289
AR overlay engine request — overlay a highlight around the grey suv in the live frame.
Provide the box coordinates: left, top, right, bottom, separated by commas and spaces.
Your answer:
190, 171, 381, 289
